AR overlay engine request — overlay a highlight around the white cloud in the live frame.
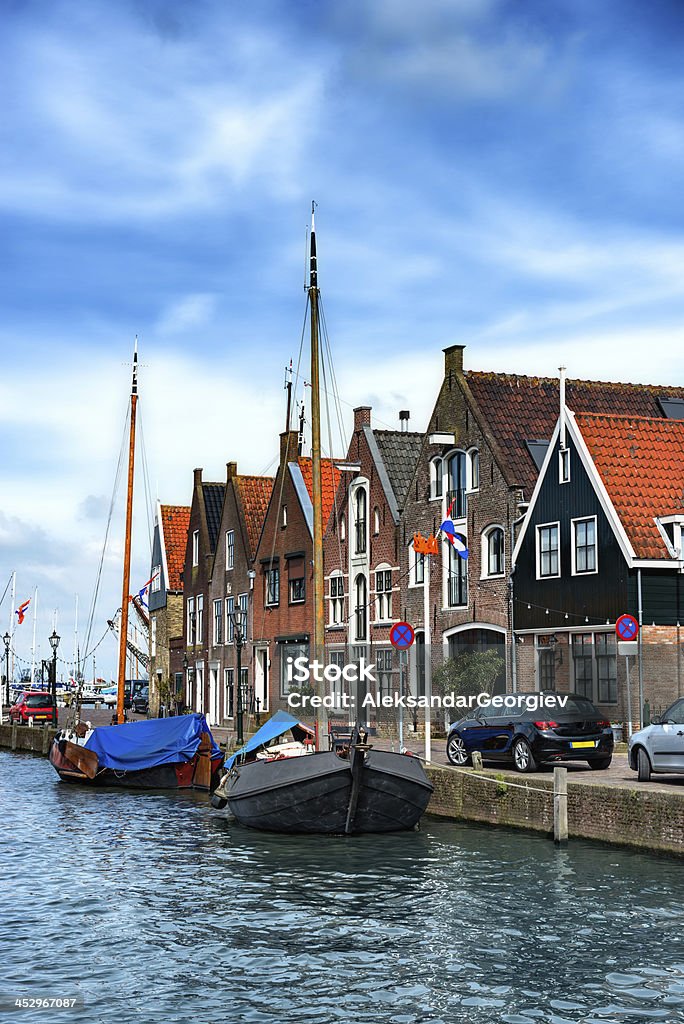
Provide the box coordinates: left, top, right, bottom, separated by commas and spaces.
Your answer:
155, 294, 218, 335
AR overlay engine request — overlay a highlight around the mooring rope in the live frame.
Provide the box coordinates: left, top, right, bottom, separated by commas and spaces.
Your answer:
418, 756, 554, 796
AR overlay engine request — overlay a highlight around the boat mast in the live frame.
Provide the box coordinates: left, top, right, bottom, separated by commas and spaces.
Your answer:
308, 204, 326, 739
116, 340, 138, 725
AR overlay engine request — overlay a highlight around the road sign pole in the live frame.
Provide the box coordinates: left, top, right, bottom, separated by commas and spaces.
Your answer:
626, 654, 633, 738
424, 555, 431, 764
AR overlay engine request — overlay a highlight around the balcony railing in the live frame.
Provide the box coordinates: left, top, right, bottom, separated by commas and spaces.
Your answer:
446, 489, 467, 520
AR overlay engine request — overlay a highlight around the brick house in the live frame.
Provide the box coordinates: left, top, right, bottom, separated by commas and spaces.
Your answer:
513, 407, 684, 727
182, 468, 225, 722
207, 462, 273, 727
399, 345, 684, 696
322, 406, 422, 711
252, 429, 341, 712
148, 501, 190, 714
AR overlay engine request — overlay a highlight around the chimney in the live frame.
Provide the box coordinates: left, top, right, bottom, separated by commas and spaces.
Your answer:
354, 406, 372, 431
399, 410, 410, 433
226, 461, 237, 482
279, 429, 300, 467
443, 344, 465, 377
193, 468, 203, 490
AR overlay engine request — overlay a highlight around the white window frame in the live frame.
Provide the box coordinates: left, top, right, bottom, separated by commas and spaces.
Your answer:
559, 448, 571, 484
430, 457, 443, 500
226, 530, 234, 570
151, 616, 157, 657
481, 525, 505, 579
328, 572, 344, 625
340, 513, 346, 543
187, 596, 195, 645
374, 565, 393, 622
282, 505, 287, 528
467, 448, 480, 492
226, 597, 234, 644
373, 507, 380, 536
571, 515, 598, 576
151, 565, 162, 593
213, 598, 223, 645
192, 530, 199, 566
445, 449, 467, 520
536, 522, 561, 580
409, 543, 424, 588
196, 594, 204, 644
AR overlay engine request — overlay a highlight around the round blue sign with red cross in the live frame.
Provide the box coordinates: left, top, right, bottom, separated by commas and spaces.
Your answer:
390, 621, 415, 649
615, 614, 639, 641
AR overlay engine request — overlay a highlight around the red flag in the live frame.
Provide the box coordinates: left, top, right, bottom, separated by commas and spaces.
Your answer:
16, 599, 30, 625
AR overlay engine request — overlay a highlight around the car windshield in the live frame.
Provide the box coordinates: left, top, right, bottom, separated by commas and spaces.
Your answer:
26, 695, 50, 706
557, 697, 598, 717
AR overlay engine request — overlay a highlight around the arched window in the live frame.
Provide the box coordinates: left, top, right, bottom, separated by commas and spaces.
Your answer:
469, 449, 480, 491
409, 541, 424, 586
340, 513, 346, 543
431, 457, 443, 499
483, 526, 505, 577
329, 571, 344, 625
354, 574, 367, 641
374, 564, 392, 620
447, 543, 468, 608
354, 487, 367, 554
446, 451, 467, 518
373, 507, 381, 535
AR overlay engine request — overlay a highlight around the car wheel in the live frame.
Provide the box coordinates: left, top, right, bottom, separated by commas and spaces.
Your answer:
446, 733, 471, 767
512, 737, 538, 773
590, 756, 612, 770
637, 747, 651, 782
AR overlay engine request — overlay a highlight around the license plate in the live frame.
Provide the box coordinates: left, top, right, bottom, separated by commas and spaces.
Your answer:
570, 740, 596, 749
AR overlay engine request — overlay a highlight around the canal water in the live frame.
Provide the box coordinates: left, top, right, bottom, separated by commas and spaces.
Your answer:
1, 749, 683, 1024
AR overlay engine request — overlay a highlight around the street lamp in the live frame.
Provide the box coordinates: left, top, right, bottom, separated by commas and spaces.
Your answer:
230, 606, 246, 746
3, 632, 10, 706
49, 630, 60, 728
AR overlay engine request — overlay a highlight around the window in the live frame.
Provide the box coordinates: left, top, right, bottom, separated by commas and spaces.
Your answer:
411, 545, 425, 586
239, 592, 248, 628
469, 449, 479, 491
282, 505, 287, 528
484, 526, 505, 577
340, 514, 346, 543
187, 596, 195, 645
329, 650, 347, 706
196, 594, 204, 643
376, 649, 394, 699
151, 566, 162, 593
431, 458, 443, 499
225, 668, 234, 717
573, 517, 597, 575
375, 568, 392, 620
446, 452, 467, 518
354, 488, 367, 554
537, 523, 560, 578
226, 530, 234, 570
280, 641, 309, 696
265, 566, 279, 607
572, 634, 594, 699
329, 574, 344, 624
226, 597, 234, 643
596, 634, 617, 704
192, 530, 199, 566
538, 648, 555, 691
354, 574, 367, 641
559, 448, 571, 483
447, 545, 468, 607
213, 599, 223, 645
289, 577, 305, 603
151, 616, 157, 657
373, 507, 380, 535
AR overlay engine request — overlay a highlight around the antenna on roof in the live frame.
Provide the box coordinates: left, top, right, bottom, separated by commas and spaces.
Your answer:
298, 400, 305, 456
284, 359, 293, 431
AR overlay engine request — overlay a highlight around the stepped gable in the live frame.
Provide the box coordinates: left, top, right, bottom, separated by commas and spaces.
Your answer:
373, 430, 424, 511
160, 505, 190, 591
575, 412, 684, 560
464, 371, 684, 497
234, 475, 274, 559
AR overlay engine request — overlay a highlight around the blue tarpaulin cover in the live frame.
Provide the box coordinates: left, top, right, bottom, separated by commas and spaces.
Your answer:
225, 710, 312, 769
84, 714, 222, 771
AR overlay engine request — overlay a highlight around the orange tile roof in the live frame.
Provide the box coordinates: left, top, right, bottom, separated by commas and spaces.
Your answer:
575, 413, 684, 560
234, 475, 274, 559
464, 371, 684, 497
297, 458, 342, 526
160, 505, 191, 591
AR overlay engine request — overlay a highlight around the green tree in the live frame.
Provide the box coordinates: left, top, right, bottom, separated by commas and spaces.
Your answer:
433, 649, 505, 704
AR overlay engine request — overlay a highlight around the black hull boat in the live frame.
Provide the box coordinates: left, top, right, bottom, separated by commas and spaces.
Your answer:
211, 714, 433, 834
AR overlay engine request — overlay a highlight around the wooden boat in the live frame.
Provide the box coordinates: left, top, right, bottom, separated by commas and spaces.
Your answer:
212, 715, 432, 834
50, 713, 224, 791
211, 212, 433, 834
49, 343, 224, 792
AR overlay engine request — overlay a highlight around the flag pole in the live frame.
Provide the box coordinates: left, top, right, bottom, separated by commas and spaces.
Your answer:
9, 571, 15, 688
30, 587, 38, 685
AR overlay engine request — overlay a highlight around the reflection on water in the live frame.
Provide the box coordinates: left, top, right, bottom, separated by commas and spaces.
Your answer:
1, 750, 683, 1024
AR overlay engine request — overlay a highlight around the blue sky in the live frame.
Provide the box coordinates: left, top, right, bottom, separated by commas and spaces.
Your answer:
2, 0, 684, 679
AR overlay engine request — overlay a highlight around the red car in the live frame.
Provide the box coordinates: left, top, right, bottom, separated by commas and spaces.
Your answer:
9, 691, 57, 725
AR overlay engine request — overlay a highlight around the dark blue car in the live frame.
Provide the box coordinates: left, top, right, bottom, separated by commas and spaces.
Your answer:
446, 693, 614, 773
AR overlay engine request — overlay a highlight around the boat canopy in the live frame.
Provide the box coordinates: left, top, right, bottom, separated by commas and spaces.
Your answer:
84, 714, 221, 771
225, 710, 314, 769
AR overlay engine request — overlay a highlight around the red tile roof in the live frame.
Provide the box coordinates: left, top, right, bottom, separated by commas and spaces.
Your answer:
234, 475, 274, 559
160, 505, 191, 591
297, 458, 342, 526
464, 371, 684, 497
575, 413, 684, 560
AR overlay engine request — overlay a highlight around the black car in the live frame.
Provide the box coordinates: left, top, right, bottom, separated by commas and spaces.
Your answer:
446, 693, 614, 773
132, 686, 149, 715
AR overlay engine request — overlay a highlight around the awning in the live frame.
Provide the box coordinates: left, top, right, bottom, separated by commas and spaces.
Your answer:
225, 710, 314, 769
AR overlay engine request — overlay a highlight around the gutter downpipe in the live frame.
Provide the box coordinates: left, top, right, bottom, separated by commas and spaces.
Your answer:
637, 568, 644, 726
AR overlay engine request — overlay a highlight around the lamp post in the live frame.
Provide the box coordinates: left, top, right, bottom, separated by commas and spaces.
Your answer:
49, 630, 60, 728
230, 606, 246, 746
3, 632, 10, 706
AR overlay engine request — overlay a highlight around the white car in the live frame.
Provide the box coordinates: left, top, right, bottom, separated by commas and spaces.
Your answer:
628, 698, 684, 780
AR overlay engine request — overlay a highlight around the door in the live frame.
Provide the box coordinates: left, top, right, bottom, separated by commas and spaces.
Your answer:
195, 664, 204, 714
650, 698, 684, 772
254, 648, 269, 714
208, 667, 219, 726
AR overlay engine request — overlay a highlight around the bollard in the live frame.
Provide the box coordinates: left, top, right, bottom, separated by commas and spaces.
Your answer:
42, 728, 50, 755
472, 750, 483, 770
553, 766, 568, 844
11, 724, 18, 750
